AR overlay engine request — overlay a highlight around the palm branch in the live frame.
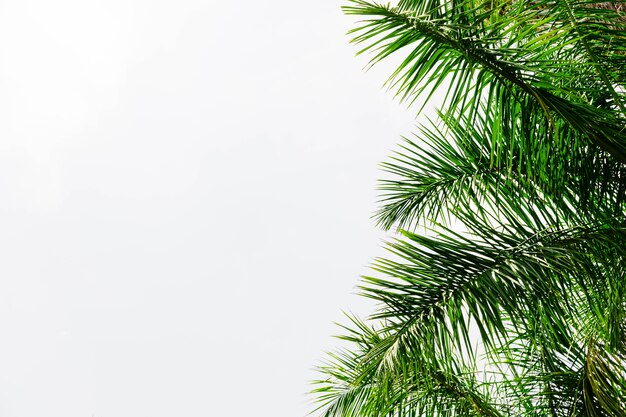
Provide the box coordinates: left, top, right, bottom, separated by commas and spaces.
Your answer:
311, 0, 626, 415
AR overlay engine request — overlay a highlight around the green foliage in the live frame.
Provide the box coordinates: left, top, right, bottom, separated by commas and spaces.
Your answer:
312, 0, 626, 415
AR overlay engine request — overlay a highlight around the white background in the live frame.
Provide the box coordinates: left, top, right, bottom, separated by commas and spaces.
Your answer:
0, 1, 421, 416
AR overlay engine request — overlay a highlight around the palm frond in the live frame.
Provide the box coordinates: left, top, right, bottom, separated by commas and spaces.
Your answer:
344, 0, 626, 161
312, 0, 626, 415
376, 107, 626, 232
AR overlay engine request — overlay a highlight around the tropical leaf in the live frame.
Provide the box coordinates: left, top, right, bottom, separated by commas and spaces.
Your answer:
312, 0, 626, 415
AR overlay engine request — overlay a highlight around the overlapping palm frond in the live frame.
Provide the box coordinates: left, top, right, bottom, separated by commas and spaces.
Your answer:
345, 0, 626, 160
376, 107, 626, 232
312, 0, 626, 415
314, 221, 626, 416
313, 315, 503, 417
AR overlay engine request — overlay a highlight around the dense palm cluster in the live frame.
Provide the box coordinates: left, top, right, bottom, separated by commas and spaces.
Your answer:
312, 0, 626, 415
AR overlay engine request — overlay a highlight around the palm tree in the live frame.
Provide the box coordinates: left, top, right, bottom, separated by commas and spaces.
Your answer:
311, 0, 626, 415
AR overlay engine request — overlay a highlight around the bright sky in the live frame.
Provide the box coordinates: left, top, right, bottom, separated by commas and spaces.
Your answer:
0, 1, 420, 416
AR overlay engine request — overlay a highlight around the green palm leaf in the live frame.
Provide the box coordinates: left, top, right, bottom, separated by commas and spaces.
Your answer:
311, 0, 626, 415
